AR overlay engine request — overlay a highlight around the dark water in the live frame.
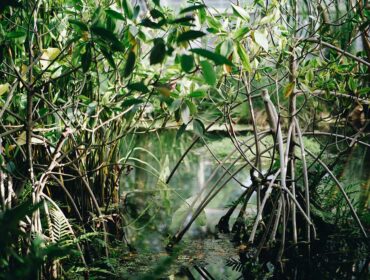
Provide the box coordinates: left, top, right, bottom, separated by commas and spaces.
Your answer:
119, 130, 369, 279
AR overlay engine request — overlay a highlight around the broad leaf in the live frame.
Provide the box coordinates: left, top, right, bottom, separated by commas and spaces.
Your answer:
188, 89, 206, 98
180, 54, 195, 73
105, 9, 125, 21
150, 9, 164, 19
150, 38, 166, 65
81, 45, 92, 73
169, 16, 195, 25
91, 26, 124, 52
231, 4, 250, 21
122, 98, 144, 107
220, 39, 233, 57
191, 48, 233, 66
100, 48, 116, 69
305, 69, 314, 83
234, 26, 250, 39
177, 30, 205, 43
348, 77, 357, 92
176, 123, 187, 139
122, 0, 133, 19
6, 30, 26, 39
193, 119, 205, 136
68, 19, 88, 31
236, 43, 251, 72
179, 4, 206, 14
207, 16, 222, 31
254, 29, 269, 52
200, 60, 217, 86
170, 99, 182, 113
140, 18, 163, 29
123, 51, 136, 77
128, 82, 149, 93
185, 99, 197, 114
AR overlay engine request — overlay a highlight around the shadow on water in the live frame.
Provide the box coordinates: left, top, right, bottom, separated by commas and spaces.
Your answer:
120, 234, 368, 279
119, 129, 369, 279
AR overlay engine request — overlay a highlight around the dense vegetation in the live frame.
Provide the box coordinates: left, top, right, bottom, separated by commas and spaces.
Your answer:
0, 0, 369, 278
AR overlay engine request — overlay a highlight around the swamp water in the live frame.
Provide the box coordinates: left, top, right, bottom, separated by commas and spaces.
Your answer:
116, 130, 369, 279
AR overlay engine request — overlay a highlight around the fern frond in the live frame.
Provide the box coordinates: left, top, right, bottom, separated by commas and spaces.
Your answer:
226, 257, 244, 272
50, 207, 72, 243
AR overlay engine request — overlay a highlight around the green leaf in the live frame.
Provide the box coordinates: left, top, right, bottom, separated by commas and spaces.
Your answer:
133, 5, 141, 19
81, 45, 92, 73
91, 7, 103, 27
176, 123, 187, 139
68, 19, 88, 31
188, 89, 206, 98
123, 51, 136, 77
105, 9, 125, 21
185, 99, 197, 114
140, 18, 164, 29
150, 9, 164, 19
177, 30, 205, 43
122, 0, 133, 19
220, 39, 233, 57
364, 9, 370, 19
230, 4, 250, 21
206, 27, 219, 34
207, 16, 222, 31
6, 30, 26, 39
236, 43, 251, 72
87, 101, 97, 116
150, 38, 166, 65
122, 98, 144, 107
191, 48, 233, 66
305, 68, 314, 83
200, 60, 216, 86
193, 119, 205, 137
233, 26, 250, 39
128, 82, 149, 93
170, 99, 182, 113
254, 29, 269, 52
91, 26, 124, 52
348, 77, 357, 92
198, 7, 206, 24
169, 16, 195, 25
179, 4, 206, 14
100, 48, 116, 69
180, 54, 195, 73
0, 199, 41, 238
358, 87, 370, 96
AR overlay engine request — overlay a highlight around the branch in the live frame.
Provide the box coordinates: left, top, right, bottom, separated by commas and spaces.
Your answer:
305, 38, 370, 67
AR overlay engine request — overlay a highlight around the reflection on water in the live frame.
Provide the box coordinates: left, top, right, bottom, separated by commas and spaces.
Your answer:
119, 235, 368, 279
119, 129, 369, 279
121, 130, 252, 251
